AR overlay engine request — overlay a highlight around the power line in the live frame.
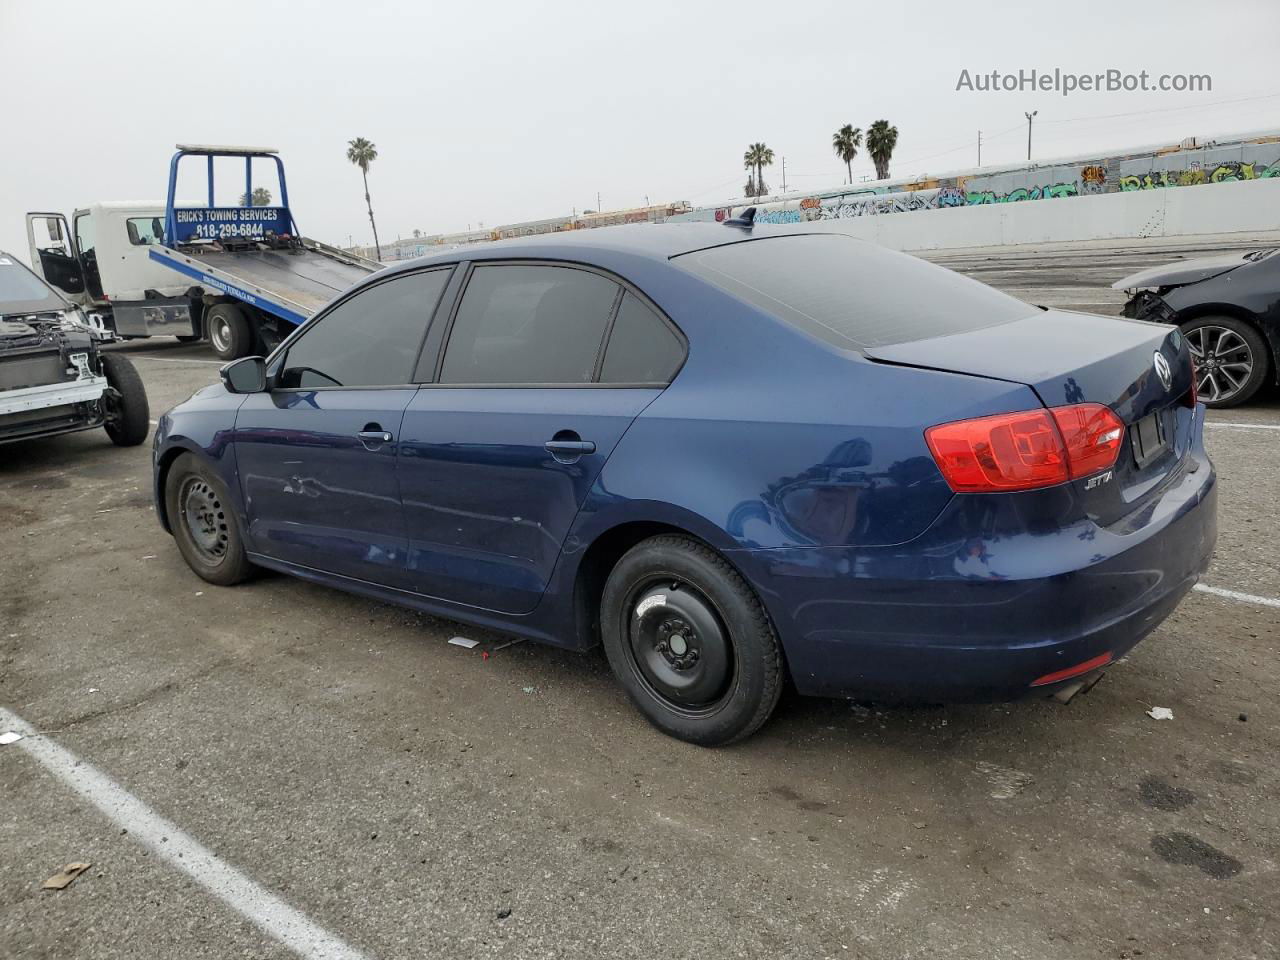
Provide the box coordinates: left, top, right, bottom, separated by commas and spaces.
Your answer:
1041, 90, 1280, 125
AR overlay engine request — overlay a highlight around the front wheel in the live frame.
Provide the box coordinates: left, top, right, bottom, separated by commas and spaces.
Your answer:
164, 453, 254, 586
600, 535, 783, 746
1182, 316, 1270, 408
100, 353, 150, 446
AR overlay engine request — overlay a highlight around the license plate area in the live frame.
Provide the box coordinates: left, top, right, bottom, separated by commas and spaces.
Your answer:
1130, 409, 1169, 468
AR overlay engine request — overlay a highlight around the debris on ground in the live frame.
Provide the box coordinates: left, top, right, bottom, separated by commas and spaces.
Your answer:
496, 907, 512, 920
42, 862, 91, 891
1146, 706, 1174, 720
448, 636, 480, 649
0, 731, 23, 745
522, 686, 536, 694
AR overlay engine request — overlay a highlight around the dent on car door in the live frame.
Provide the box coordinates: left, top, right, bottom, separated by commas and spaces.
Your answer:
233, 268, 452, 587
398, 264, 685, 614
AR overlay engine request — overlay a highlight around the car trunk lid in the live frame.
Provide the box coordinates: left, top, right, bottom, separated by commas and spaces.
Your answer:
866, 310, 1196, 524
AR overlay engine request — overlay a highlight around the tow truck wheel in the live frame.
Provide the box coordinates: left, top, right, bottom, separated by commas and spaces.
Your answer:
206, 303, 252, 361
101, 353, 150, 447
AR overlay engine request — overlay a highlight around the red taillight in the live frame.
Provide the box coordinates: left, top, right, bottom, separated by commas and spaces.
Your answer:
1050, 404, 1124, 479
1185, 356, 1198, 408
926, 403, 1124, 493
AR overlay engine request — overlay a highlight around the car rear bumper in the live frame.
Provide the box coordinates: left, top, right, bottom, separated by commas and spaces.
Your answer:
733, 448, 1217, 701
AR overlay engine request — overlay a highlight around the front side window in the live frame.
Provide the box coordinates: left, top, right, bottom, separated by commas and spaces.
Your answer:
600, 293, 684, 383
439, 264, 619, 384
278, 269, 451, 388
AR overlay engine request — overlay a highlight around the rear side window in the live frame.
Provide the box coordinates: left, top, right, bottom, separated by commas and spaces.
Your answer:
677, 234, 1035, 349
279, 268, 450, 388
600, 293, 683, 383
440, 264, 619, 384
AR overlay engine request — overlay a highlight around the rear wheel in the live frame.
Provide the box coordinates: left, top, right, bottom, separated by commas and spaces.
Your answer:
100, 354, 149, 446
1181, 316, 1270, 408
600, 535, 783, 746
206, 303, 253, 361
164, 453, 253, 585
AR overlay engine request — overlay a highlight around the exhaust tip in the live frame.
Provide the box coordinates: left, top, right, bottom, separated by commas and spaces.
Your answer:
1050, 670, 1107, 705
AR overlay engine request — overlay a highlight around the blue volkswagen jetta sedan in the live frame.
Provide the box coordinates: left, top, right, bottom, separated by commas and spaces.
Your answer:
153, 223, 1217, 744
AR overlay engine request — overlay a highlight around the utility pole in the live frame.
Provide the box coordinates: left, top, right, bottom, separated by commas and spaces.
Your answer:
1025, 110, 1038, 161
977, 130, 982, 167
597, 191, 601, 213
781, 156, 787, 194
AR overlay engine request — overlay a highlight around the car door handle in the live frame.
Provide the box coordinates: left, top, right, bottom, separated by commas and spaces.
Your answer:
544, 439, 596, 455
358, 429, 393, 443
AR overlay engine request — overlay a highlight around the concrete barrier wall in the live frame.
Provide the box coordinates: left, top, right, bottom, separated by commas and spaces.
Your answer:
801, 177, 1280, 251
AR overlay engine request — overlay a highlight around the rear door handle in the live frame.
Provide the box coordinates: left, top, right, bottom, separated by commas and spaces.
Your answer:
544, 439, 596, 455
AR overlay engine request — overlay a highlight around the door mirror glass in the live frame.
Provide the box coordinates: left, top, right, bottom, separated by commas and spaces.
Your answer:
45, 217, 63, 242
220, 356, 267, 394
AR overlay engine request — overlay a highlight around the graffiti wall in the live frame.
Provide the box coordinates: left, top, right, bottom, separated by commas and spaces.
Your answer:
681, 133, 1280, 226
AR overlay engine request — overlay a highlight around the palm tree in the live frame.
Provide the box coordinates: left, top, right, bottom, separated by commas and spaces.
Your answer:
238, 187, 273, 206
743, 142, 775, 198
831, 125, 862, 184
866, 120, 899, 180
346, 137, 381, 259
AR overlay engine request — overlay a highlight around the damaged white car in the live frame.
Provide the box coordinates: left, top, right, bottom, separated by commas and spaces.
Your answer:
1, 250, 148, 447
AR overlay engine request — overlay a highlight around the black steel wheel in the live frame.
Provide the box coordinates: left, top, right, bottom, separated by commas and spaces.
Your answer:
164, 453, 253, 585
601, 535, 783, 745
1181, 316, 1270, 408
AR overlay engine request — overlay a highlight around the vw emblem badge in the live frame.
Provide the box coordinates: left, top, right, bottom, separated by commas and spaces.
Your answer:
1153, 352, 1173, 391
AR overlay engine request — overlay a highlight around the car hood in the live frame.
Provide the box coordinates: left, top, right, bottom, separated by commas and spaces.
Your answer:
1110, 252, 1254, 291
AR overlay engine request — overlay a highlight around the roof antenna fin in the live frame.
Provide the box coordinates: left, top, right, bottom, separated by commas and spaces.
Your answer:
723, 206, 756, 229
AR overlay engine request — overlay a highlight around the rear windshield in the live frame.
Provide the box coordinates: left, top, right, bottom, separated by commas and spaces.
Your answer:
0, 254, 65, 313
677, 233, 1035, 350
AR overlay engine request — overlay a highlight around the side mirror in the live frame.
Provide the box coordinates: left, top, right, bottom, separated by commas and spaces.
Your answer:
220, 356, 267, 394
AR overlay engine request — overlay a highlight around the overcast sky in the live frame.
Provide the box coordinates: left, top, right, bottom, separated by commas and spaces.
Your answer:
2, 0, 1278, 259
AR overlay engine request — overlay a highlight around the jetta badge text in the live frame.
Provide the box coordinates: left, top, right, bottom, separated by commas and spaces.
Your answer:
1153, 351, 1173, 391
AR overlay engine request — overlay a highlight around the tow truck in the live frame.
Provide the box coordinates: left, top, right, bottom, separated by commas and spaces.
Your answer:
25, 145, 383, 359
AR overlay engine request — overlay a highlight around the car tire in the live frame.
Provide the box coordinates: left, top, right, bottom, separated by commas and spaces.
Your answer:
164, 453, 254, 586
1180, 315, 1270, 408
600, 535, 783, 746
100, 353, 150, 446
206, 303, 252, 361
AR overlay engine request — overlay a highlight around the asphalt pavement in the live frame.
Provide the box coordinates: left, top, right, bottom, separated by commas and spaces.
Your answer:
2, 238, 1277, 960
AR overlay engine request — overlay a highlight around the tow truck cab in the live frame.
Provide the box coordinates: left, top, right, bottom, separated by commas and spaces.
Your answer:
25, 203, 200, 341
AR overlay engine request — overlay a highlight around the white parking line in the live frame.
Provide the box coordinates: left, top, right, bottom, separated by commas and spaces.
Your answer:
0, 707, 367, 960
1204, 421, 1280, 431
130, 355, 223, 365
1194, 584, 1280, 609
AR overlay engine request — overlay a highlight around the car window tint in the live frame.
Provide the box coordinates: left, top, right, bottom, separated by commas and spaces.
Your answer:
279, 269, 450, 388
600, 293, 683, 383
677, 234, 1035, 350
440, 265, 618, 384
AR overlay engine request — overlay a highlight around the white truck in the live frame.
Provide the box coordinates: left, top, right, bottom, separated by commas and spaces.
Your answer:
25, 145, 383, 360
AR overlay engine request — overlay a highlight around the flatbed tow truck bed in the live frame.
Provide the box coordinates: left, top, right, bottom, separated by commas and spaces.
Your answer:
150, 239, 382, 326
